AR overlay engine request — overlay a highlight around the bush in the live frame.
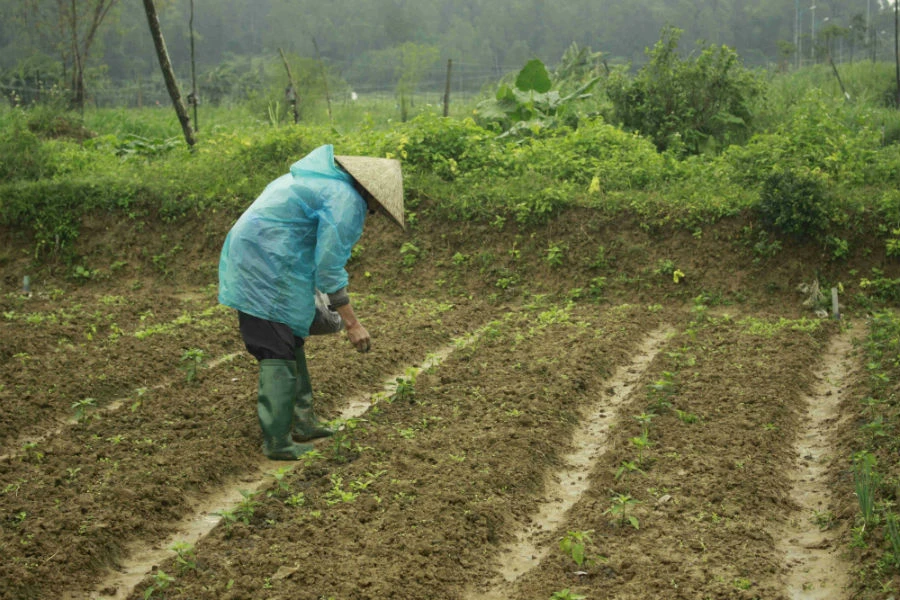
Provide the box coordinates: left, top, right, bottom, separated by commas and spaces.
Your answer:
757, 167, 832, 239
0, 123, 57, 181
607, 26, 763, 155
513, 118, 666, 190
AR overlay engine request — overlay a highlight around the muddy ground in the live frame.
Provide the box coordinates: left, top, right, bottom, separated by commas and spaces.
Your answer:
0, 203, 895, 599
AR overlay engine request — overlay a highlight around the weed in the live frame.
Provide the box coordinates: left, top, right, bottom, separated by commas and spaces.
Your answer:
399, 242, 421, 268
812, 509, 835, 531
733, 577, 752, 591
675, 409, 699, 424
285, 492, 306, 507
545, 242, 566, 267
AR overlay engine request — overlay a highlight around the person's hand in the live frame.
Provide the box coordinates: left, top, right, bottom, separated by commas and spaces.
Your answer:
346, 321, 371, 353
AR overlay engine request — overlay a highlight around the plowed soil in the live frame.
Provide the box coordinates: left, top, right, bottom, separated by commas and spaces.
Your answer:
0, 203, 893, 599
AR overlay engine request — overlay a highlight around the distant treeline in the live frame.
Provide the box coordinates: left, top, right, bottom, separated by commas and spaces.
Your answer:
0, 0, 896, 106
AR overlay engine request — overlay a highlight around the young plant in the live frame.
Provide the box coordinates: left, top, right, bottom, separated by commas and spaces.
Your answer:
329, 417, 363, 463
615, 460, 644, 483
550, 590, 586, 600
647, 371, 677, 413
885, 513, 900, 567
179, 348, 206, 382
854, 452, 879, 529
605, 494, 641, 529
675, 409, 699, 424
234, 489, 261, 524
268, 467, 292, 498
143, 570, 175, 599
390, 369, 417, 403
71, 397, 97, 422
324, 474, 359, 505
558, 530, 596, 568
170, 541, 197, 574
630, 433, 651, 466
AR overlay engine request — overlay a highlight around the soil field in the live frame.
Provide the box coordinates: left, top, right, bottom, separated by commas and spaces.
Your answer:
0, 205, 893, 599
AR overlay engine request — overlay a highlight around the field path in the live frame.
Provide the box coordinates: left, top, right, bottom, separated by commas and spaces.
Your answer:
780, 329, 856, 599
469, 327, 673, 600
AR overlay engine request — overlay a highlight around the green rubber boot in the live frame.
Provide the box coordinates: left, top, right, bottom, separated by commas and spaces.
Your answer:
258, 360, 314, 460
292, 347, 334, 442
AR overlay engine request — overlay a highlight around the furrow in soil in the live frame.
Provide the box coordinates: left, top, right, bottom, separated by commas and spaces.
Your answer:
469, 326, 673, 600
779, 329, 855, 599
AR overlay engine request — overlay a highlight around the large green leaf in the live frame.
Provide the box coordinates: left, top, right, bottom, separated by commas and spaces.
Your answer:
515, 59, 552, 93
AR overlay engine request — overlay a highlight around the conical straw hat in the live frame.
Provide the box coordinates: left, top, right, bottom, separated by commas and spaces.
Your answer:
334, 155, 405, 229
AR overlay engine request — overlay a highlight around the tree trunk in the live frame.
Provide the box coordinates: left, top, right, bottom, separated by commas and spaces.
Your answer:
142, 0, 196, 148
895, 0, 900, 109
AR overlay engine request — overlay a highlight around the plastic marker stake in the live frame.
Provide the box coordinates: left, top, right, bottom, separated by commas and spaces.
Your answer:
831, 287, 840, 319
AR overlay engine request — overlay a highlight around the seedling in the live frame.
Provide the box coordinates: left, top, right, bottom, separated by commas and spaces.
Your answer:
399, 242, 421, 268
675, 409, 699, 424
550, 590, 586, 600
285, 492, 306, 507
170, 541, 197, 574
605, 494, 640, 529
268, 467, 292, 498
329, 417, 363, 462
71, 397, 97, 422
324, 474, 359, 505
887, 513, 900, 567
633, 413, 654, 437
615, 460, 644, 482
559, 530, 593, 567
630, 433, 651, 466
647, 372, 676, 413
545, 242, 566, 267
179, 348, 206, 382
390, 370, 417, 403
143, 570, 175, 599
234, 489, 261, 524
854, 452, 879, 528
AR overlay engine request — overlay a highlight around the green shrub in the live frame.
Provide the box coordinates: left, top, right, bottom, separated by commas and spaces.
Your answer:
0, 123, 56, 181
607, 26, 763, 155
757, 167, 832, 239
513, 119, 666, 190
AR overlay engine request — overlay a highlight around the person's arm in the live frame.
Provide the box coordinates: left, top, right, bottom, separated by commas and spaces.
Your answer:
335, 301, 370, 353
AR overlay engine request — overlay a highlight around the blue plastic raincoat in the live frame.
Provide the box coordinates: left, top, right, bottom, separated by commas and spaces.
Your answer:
218, 145, 367, 337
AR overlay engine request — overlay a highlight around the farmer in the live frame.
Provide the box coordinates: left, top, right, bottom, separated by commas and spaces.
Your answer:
218, 144, 404, 460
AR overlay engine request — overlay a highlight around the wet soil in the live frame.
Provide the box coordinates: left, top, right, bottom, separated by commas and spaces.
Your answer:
0, 203, 893, 599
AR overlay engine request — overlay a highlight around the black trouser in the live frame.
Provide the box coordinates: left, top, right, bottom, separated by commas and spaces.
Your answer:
238, 312, 303, 361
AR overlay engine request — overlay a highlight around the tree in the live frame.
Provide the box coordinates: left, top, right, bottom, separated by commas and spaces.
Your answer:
22, 0, 121, 111
395, 42, 439, 121
142, 0, 195, 147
